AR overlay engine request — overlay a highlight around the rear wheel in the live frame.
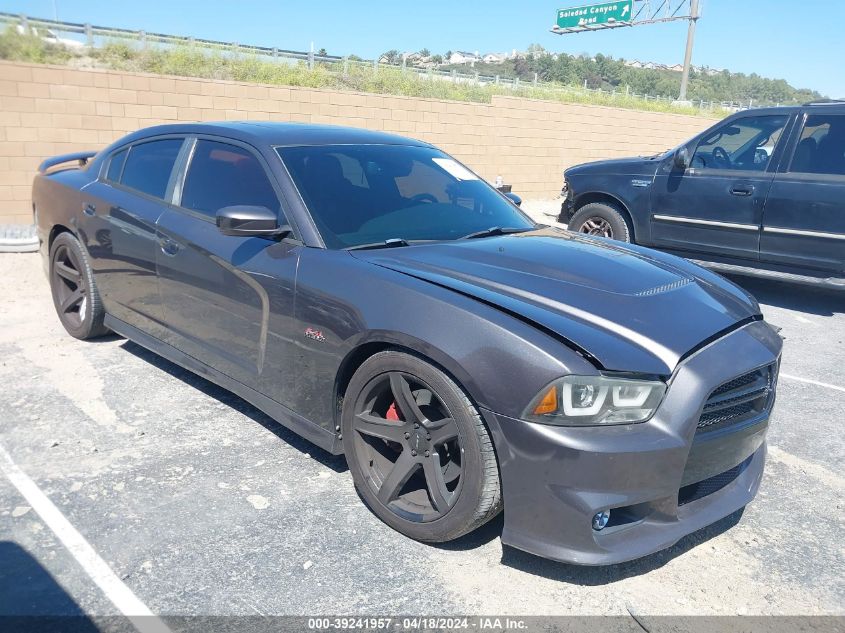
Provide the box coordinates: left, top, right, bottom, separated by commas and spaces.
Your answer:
569, 202, 632, 242
342, 350, 501, 542
49, 232, 109, 340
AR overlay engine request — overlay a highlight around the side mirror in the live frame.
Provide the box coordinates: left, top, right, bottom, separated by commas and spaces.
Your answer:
673, 147, 689, 171
504, 192, 522, 207
216, 206, 289, 237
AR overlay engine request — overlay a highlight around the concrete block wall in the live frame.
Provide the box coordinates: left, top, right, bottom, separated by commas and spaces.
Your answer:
0, 60, 716, 224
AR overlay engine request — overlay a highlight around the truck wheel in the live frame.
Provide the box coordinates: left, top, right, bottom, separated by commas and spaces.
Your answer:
342, 350, 502, 542
49, 232, 109, 340
569, 202, 632, 243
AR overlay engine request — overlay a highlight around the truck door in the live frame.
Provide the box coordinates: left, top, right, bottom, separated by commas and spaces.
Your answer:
760, 111, 845, 276
650, 113, 791, 261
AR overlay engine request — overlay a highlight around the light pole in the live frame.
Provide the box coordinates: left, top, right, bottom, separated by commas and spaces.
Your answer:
677, 0, 700, 102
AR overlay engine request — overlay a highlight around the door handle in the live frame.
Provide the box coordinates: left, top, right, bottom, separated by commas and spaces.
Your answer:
159, 238, 180, 257
730, 185, 754, 197
83, 203, 96, 216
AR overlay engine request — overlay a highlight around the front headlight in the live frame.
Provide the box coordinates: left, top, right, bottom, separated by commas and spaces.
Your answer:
523, 375, 666, 426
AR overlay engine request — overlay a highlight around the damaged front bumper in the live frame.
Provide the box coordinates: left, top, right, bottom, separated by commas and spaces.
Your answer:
481, 319, 782, 565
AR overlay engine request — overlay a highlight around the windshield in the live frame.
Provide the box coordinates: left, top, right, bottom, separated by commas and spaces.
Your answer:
277, 144, 534, 249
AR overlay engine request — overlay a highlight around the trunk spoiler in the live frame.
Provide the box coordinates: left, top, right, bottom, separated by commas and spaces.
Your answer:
38, 151, 98, 174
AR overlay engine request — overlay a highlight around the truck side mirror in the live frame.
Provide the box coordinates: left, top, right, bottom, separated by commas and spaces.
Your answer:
673, 147, 689, 171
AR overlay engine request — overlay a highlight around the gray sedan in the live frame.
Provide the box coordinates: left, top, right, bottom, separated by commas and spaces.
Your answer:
32, 122, 782, 565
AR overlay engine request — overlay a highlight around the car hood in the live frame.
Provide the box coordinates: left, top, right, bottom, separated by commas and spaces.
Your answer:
351, 228, 760, 375
565, 155, 663, 177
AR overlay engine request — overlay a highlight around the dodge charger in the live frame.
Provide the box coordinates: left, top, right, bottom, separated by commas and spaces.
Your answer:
32, 122, 782, 565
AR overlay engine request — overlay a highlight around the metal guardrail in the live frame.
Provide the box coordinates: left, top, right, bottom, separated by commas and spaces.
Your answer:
1, 12, 767, 112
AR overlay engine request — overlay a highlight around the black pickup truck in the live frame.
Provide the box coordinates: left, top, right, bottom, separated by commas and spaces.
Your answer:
560, 101, 845, 289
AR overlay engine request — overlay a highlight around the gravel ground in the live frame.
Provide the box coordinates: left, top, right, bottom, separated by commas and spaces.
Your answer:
520, 198, 565, 227
0, 248, 843, 621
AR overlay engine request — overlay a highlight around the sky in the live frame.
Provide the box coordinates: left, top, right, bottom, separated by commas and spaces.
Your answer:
4, 0, 844, 98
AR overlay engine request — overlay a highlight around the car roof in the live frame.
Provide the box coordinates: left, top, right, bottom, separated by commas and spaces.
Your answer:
804, 101, 845, 113
725, 102, 845, 118
116, 121, 433, 149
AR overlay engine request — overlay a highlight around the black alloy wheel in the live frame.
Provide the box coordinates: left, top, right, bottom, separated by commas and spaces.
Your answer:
49, 232, 109, 339
351, 371, 463, 522
52, 242, 87, 327
342, 351, 501, 542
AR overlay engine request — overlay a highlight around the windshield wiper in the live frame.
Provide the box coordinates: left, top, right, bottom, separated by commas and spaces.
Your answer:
346, 238, 410, 251
459, 226, 532, 240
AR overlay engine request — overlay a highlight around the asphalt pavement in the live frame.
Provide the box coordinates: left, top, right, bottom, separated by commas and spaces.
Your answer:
0, 250, 843, 622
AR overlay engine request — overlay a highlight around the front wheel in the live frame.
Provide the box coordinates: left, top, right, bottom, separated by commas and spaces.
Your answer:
49, 232, 109, 340
342, 350, 502, 542
568, 202, 632, 242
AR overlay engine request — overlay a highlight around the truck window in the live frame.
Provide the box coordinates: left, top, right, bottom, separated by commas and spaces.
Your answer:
691, 115, 788, 172
790, 114, 845, 175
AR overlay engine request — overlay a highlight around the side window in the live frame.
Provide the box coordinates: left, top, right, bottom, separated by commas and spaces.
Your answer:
120, 139, 183, 199
181, 140, 281, 218
790, 114, 845, 176
691, 115, 788, 172
106, 148, 127, 182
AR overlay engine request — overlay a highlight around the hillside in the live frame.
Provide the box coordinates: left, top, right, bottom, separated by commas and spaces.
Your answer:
440, 50, 823, 106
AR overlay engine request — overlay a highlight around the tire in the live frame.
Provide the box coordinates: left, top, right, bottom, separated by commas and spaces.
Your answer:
568, 202, 632, 243
342, 350, 502, 542
48, 232, 109, 340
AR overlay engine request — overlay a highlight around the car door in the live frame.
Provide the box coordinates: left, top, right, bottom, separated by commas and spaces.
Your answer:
760, 111, 845, 276
81, 136, 185, 339
649, 113, 792, 261
155, 136, 301, 399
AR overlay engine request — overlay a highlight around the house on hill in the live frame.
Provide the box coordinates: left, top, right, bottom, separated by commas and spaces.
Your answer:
449, 51, 481, 65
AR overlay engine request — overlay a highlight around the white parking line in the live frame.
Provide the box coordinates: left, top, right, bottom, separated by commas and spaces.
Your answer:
0, 443, 171, 633
780, 373, 845, 394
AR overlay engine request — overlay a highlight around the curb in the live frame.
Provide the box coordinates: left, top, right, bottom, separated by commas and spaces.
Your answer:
0, 224, 38, 253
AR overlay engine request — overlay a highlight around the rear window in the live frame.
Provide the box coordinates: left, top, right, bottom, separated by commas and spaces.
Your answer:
120, 138, 183, 199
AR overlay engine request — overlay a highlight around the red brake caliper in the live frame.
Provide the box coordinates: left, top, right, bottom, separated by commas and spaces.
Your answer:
386, 402, 401, 422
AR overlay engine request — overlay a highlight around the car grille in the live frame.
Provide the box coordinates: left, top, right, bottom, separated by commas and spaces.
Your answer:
678, 456, 751, 506
697, 364, 775, 434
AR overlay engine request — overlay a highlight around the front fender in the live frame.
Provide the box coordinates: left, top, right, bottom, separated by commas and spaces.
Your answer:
568, 166, 660, 242
290, 249, 597, 435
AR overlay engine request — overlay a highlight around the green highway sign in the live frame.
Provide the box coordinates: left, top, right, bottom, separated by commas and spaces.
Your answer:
556, 1, 633, 29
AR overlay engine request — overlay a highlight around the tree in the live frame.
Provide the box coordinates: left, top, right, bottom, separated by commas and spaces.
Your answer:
526, 43, 546, 57
431, 54, 443, 65
423, 41, 823, 104
445, 50, 453, 61
419, 48, 431, 58
317, 48, 327, 57
381, 49, 401, 65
